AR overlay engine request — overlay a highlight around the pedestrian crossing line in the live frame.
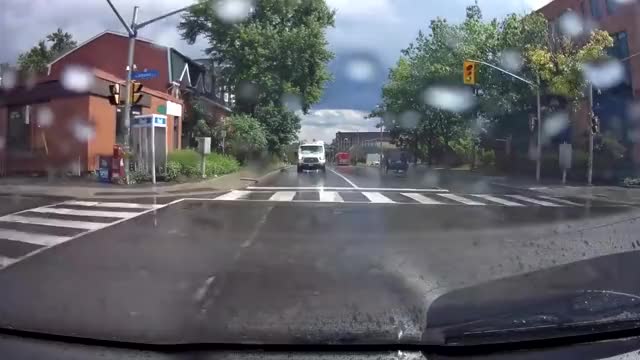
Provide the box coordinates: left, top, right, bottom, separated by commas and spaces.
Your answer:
61, 201, 160, 209
362, 192, 395, 203
401, 193, 444, 204
214, 190, 251, 201
319, 191, 344, 202
437, 193, 485, 206
28, 207, 141, 218
0, 215, 106, 230
472, 194, 525, 207
0, 229, 71, 247
506, 195, 563, 207
538, 196, 582, 206
270, 191, 297, 201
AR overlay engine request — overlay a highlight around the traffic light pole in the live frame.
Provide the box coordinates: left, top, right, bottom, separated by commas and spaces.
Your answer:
106, 0, 194, 183
588, 82, 594, 186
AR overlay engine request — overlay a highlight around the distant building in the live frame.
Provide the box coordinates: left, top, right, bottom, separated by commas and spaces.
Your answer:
334, 131, 392, 153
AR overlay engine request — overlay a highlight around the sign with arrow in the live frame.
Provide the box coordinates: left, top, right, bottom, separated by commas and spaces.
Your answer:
131, 69, 159, 80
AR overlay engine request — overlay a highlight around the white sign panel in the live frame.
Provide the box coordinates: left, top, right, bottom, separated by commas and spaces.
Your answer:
166, 101, 182, 116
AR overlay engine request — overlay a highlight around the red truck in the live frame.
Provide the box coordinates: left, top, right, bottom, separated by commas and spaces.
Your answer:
335, 152, 350, 166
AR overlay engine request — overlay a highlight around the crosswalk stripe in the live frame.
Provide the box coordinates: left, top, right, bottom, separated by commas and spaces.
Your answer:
0, 215, 105, 230
0, 229, 71, 246
62, 201, 158, 209
362, 192, 395, 203
270, 191, 297, 201
319, 191, 344, 202
506, 195, 563, 207
538, 196, 582, 206
0, 255, 15, 267
28, 207, 140, 218
214, 190, 251, 200
472, 194, 525, 206
437, 193, 485, 205
401, 193, 444, 204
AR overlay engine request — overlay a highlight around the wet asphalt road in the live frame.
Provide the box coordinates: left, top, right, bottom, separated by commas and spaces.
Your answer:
0, 166, 639, 345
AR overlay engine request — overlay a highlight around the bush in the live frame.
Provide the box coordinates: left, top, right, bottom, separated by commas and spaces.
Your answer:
167, 149, 240, 180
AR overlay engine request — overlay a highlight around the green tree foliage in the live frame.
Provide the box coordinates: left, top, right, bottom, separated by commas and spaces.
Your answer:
224, 114, 268, 163
18, 28, 77, 74
179, 0, 335, 154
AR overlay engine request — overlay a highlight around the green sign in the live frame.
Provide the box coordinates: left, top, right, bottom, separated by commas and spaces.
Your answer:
157, 104, 167, 114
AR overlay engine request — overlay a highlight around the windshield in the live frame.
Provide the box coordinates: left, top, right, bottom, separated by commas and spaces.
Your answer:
300, 145, 323, 154
1, 0, 640, 352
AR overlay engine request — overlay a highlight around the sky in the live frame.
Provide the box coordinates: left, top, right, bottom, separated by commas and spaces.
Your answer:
0, 0, 553, 143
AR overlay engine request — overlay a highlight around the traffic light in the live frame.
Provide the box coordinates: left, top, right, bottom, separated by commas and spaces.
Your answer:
130, 82, 144, 104
108, 84, 120, 105
463, 60, 476, 85
591, 114, 600, 135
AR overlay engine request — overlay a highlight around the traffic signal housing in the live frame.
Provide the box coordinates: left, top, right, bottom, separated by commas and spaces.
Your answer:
591, 114, 600, 135
108, 84, 120, 105
130, 82, 144, 105
463, 60, 476, 85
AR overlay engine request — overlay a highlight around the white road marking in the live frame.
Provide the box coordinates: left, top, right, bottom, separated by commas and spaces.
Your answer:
472, 194, 525, 207
246, 186, 447, 192
214, 190, 251, 201
0, 255, 15, 267
327, 167, 359, 188
437, 193, 485, 206
0, 215, 106, 230
362, 192, 395, 203
319, 191, 344, 202
28, 207, 140, 218
62, 201, 158, 209
0, 229, 71, 246
269, 191, 297, 201
538, 196, 582, 206
401, 193, 444, 204
506, 195, 563, 207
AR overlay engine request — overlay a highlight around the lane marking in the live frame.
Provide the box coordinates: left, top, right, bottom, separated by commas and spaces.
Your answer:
0, 229, 71, 246
269, 191, 297, 201
401, 193, 444, 204
538, 196, 582, 206
214, 190, 250, 201
61, 201, 158, 209
437, 193, 485, 206
246, 186, 448, 192
319, 191, 344, 202
506, 195, 563, 207
28, 207, 140, 218
327, 167, 359, 188
0, 215, 106, 230
472, 194, 525, 207
362, 192, 395, 203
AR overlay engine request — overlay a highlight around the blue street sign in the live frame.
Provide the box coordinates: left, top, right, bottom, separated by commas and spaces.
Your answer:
131, 69, 159, 80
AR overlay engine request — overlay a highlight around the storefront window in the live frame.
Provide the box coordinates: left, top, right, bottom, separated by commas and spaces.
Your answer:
7, 106, 30, 151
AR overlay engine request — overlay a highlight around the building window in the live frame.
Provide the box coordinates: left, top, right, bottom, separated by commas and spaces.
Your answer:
608, 31, 631, 85
590, 0, 601, 19
605, 0, 621, 14
7, 106, 30, 151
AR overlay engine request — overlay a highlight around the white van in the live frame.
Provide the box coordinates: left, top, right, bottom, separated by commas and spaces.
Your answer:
297, 141, 326, 173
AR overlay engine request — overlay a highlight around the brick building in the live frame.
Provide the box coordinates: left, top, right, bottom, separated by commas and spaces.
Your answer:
0, 31, 230, 175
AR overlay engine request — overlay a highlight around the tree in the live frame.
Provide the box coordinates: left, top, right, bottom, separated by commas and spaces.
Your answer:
179, 0, 335, 154
18, 28, 77, 74
224, 114, 268, 163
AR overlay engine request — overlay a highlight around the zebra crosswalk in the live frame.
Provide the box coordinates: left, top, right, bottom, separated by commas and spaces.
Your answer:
208, 190, 590, 207
0, 200, 162, 269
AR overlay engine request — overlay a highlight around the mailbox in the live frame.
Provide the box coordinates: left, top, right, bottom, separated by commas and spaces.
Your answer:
197, 137, 211, 154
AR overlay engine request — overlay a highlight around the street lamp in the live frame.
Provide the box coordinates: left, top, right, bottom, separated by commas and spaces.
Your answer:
106, 0, 197, 183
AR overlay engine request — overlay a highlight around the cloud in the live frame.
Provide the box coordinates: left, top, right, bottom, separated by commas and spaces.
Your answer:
299, 109, 380, 143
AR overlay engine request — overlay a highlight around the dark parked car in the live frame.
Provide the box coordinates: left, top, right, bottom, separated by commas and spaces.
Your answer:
384, 151, 409, 173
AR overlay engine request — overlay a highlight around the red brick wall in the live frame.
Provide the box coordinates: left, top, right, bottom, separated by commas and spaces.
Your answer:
87, 95, 117, 171
49, 33, 170, 95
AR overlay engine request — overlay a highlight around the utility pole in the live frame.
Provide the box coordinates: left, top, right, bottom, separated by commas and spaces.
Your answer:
587, 82, 594, 186
106, 0, 195, 183
379, 120, 384, 169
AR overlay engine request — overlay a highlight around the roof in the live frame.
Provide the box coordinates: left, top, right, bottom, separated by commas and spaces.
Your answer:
47, 30, 161, 75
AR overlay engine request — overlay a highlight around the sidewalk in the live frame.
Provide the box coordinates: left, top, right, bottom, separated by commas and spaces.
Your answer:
0, 165, 290, 199
491, 178, 640, 205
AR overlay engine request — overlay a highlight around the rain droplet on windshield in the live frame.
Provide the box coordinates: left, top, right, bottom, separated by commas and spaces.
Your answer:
36, 106, 54, 128
214, 0, 254, 23
582, 59, 626, 89
281, 93, 302, 112
71, 121, 96, 141
345, 57, 376, 83
0, 68, 17, 90
558, 11, 585, 38
543, 112, 570, 139
61, 65, 95, 93
399, 110, 420, 129
499, 49, 524, 73
423, 86, 476, 113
